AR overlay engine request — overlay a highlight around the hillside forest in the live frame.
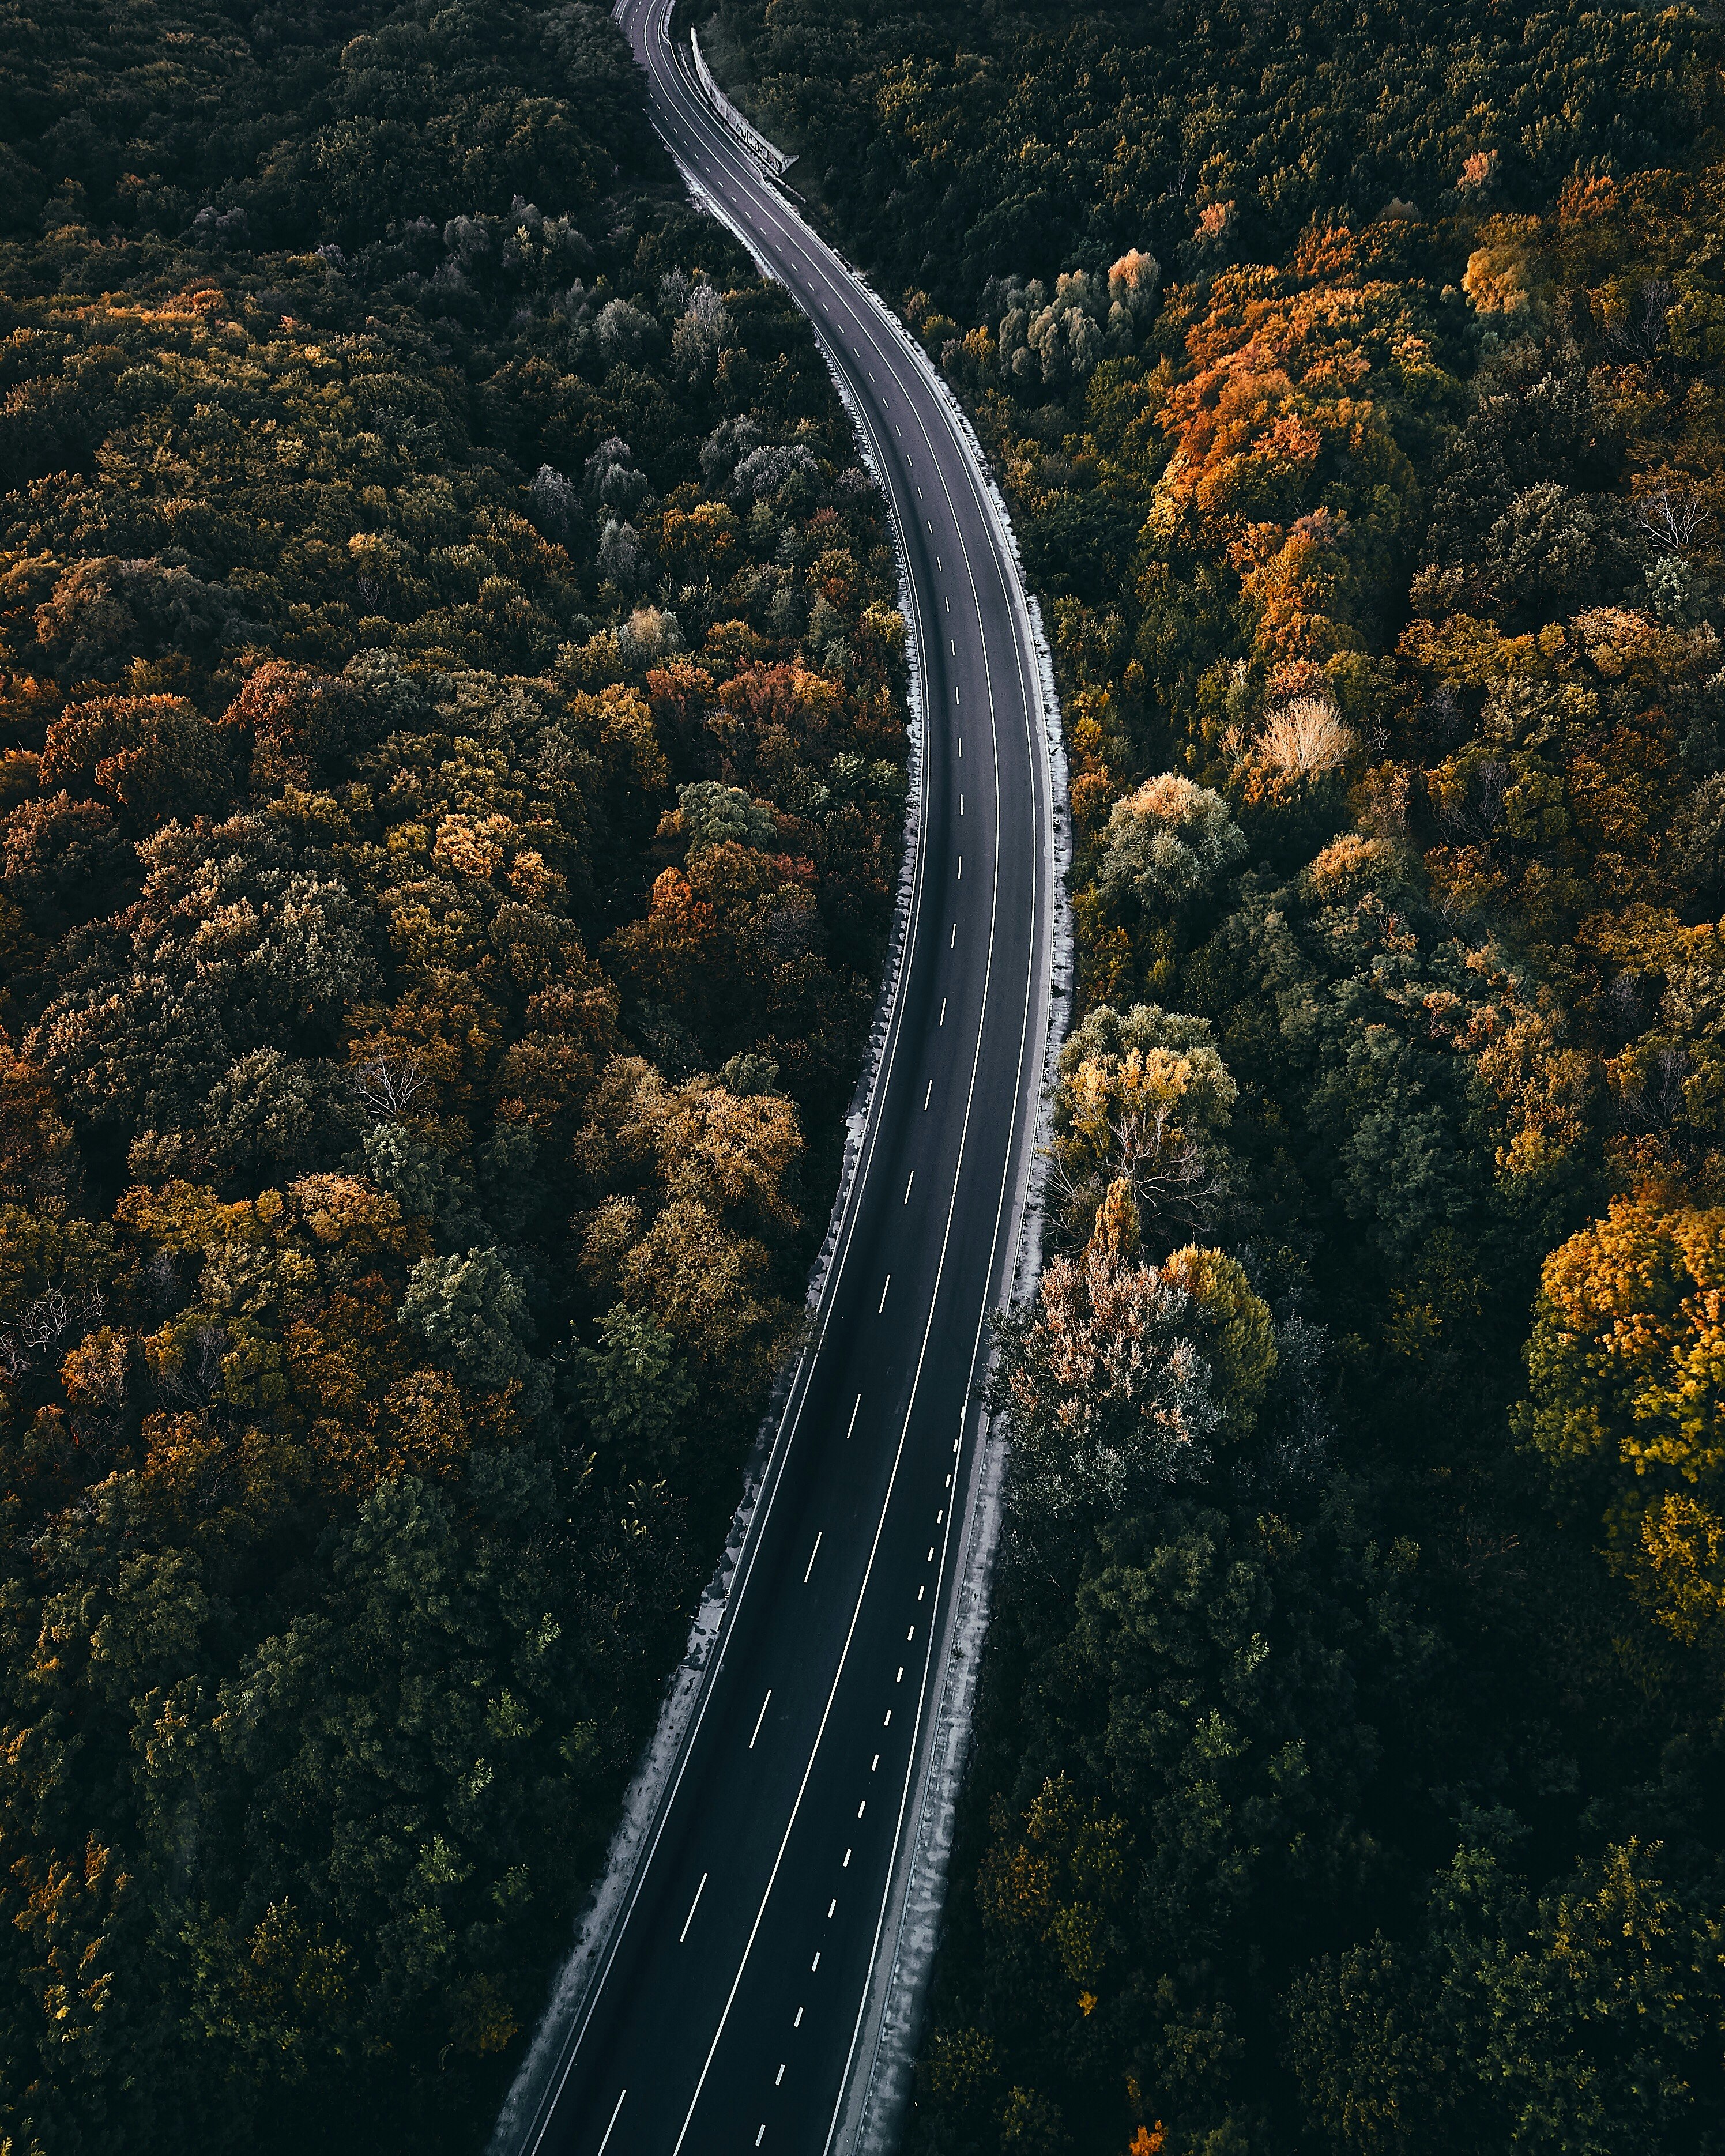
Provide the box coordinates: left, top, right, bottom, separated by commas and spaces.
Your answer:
0, 2, 913, 2147
699, 0, 1725, 2150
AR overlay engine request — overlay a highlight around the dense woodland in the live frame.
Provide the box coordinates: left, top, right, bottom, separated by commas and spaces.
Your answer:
0, 2, 910, 2147
702, 1, 1725, 2151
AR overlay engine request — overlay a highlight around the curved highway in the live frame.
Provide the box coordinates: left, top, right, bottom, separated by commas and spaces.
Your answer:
497, 5, 1059, 2149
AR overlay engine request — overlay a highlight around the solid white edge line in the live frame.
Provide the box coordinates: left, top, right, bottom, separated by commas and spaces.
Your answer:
596, 2090, 627, 2155
699, 67, 1055, 2156
522, 14, 1056, 2156
506, 80, 940, 2133
664, 218, 1024, 2148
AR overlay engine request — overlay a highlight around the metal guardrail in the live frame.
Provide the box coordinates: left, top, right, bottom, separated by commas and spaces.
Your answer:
690, 28, 797, 177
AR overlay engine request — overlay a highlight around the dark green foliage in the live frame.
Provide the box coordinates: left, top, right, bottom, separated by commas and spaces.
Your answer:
706, 0, 1711, 318
0, 1, 912, 2149
696, 3, 1725, 2152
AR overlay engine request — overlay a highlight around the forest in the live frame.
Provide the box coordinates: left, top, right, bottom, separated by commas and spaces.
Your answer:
698, 0, 1725, 2150
0, 1, 910, 2148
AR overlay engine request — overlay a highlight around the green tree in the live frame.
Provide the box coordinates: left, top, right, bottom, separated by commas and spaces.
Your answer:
573, 1302, 698, 1471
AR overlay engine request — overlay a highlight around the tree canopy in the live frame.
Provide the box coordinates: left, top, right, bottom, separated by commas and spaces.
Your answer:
0, 1, 911, 2147
693, 0, 1725, 2148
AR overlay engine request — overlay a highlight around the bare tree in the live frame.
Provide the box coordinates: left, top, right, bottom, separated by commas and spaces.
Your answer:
1615, 1046, 1691, 1134
1050, 1100, 1227, 1245
1439, 758, 1509, 848
18, 1286, 70, 1351
1256, 694, 1354, 778
1606, 277, 1674, 365
154, 1322, 231, 1409
351, 1052, 427, 1120
1634, 483, 1713, 556
0, 1284, 104, 1382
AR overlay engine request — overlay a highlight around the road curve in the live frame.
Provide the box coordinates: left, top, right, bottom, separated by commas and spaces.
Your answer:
495, 7, 1060, 2150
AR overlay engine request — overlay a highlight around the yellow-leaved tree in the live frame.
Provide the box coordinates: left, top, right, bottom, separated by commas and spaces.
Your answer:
1518, 1197, 1725, 1647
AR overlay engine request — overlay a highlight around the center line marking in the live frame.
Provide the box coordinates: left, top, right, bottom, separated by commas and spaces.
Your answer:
939, 999, 947, 1026
794, 2006, 804, 2026
924, 1080, 932, 1110
845, 1394, 861, 1441
856, 1801, 866, 1818
679, 1874, 707, 1943
871, 1753, 879, 1770
951, 923, 956, 947
842, 1848, 852, 1867
884, 1709, 892, 1726
776, 2065, 786, 2086
904, 1171, 914, 1204
958, 736, 963, 756
827, 1899, 837, 1918
749, 1690, 772, 1748
896, 1666, 903, 1680
958, 854, 963, 879
878, 1275, 891, 1312
804, 1533, 822, 1584
812, 1950, 821, 1971
643, 92, 1045, 2152
597, 2091, 627, 2155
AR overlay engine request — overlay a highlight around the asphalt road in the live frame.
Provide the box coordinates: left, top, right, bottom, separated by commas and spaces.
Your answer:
513, 7, 1058, 2148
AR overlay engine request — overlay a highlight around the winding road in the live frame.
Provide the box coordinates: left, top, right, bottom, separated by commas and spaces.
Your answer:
494, 6, 1060, 2149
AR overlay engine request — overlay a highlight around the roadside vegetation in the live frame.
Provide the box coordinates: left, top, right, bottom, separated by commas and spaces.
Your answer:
0, 2, 909, 2147
702, 0, 1725, 2147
